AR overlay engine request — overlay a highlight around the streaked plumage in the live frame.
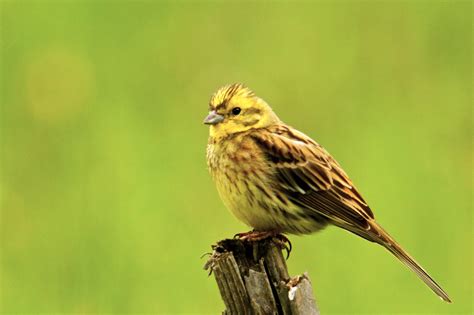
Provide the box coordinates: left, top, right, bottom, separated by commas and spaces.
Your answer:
205, 83, 451, 303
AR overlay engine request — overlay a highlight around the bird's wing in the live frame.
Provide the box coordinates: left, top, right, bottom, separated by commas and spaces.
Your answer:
251, 125, 374, 231
251, 126, 452, 303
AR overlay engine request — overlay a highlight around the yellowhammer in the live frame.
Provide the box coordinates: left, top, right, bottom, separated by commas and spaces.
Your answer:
204, 83, 450, 302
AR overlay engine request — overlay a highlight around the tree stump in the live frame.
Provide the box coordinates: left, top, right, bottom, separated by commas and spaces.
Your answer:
204, 238, 320, 315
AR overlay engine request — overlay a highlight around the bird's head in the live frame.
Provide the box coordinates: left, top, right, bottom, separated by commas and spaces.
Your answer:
204, 83, 280, 139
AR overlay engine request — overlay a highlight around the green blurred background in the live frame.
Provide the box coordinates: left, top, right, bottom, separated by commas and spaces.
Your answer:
0, 1, 471, 314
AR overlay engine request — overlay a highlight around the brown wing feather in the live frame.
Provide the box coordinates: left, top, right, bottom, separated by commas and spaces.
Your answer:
250, 124, 451, 302
251, 125, 374, 232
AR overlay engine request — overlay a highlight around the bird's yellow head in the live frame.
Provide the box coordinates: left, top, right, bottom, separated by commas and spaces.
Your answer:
204, 83, 280, 139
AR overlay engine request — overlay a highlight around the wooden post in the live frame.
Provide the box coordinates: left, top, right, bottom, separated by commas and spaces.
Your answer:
204, 238, 320, 315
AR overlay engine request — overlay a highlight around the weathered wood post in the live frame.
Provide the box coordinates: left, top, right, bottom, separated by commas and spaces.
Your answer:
204, 238, 320, 315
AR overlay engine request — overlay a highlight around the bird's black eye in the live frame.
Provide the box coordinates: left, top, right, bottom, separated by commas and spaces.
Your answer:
231, 107, 241, 115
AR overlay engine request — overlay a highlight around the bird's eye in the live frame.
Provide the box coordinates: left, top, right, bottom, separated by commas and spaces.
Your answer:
231, 107, 241, 115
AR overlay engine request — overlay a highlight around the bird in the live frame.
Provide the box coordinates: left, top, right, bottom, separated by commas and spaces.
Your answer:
204, 83, 451, 303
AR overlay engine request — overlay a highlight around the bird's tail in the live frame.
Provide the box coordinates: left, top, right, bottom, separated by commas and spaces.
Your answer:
368, 221, 452, 303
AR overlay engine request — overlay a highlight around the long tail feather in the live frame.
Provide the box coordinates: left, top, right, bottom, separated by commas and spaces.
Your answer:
369, 221, 452, 303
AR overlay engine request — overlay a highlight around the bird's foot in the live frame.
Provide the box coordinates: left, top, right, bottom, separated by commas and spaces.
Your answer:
234, 230, 277, 241
234, 230, 292, 259
272, 233, 292, 259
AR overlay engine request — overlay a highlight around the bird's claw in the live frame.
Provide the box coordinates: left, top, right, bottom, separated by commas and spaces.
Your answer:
272, 234, 292, 259
234, 230, 292, 259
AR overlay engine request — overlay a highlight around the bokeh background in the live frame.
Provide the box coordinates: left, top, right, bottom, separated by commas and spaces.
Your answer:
1, 1, 472, 314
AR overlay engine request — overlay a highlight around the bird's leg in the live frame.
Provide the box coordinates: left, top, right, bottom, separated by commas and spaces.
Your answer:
234, 230, 292, 259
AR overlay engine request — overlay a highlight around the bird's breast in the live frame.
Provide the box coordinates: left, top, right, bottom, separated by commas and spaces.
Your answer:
207, 136, 276, 228
206, 135, 321, 233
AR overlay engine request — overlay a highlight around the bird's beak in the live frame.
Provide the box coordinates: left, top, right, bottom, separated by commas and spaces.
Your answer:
203, 110, 224, 125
